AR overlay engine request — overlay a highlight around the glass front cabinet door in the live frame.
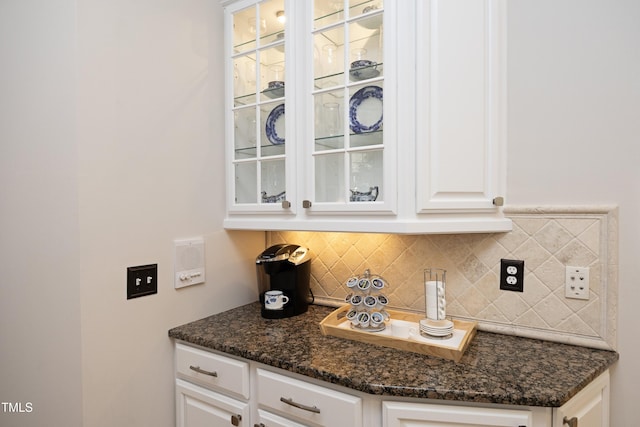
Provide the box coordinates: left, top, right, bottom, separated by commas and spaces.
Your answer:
225, 0, 292, 213
222, 0, 511, 234
305, 0, 396, 215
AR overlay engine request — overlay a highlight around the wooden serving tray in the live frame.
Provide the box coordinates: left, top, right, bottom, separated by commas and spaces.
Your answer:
319, 305, 477, 362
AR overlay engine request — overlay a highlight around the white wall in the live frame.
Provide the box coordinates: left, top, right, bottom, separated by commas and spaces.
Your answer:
76, 1, 264, 426
507, 1, 640, 425
0, 1, 83, 426
1, 0, 264, 426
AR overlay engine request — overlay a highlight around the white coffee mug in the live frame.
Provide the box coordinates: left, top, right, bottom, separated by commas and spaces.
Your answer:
265, 290, 289, 310
389, 320, 413, 338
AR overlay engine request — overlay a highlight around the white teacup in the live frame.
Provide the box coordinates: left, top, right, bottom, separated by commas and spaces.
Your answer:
265, 290, 289, 310
389, 320, 414, 338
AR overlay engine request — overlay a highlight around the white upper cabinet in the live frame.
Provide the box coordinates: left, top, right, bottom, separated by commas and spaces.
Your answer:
415, 0, 507, 214
222, 0, 511, 234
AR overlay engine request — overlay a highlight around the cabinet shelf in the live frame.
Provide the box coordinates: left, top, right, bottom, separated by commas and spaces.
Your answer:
233, 31, 285, 54
234, 144, 285, 160
314, 63, 384, 90
314, 0, 382, 28
314, 131, 383, 151
234, 88, 285, 107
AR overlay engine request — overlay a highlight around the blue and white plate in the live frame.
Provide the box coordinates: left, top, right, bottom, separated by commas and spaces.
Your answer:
349, 86, 383, 134
265, 104, 285, 145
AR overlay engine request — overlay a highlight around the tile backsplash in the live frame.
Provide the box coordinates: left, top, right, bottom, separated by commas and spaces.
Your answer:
267, 206, 618, 350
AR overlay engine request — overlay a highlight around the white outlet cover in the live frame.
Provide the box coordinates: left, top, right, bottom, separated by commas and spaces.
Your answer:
174, 237, 205, 289
565, 266, 589, 300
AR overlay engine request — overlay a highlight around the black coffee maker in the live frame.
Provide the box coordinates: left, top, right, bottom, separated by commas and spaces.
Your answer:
256, 244, 313, 319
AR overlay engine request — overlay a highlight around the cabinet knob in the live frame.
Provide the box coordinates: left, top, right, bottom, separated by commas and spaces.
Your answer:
302, 200, 312, 208
281, 200, 291, 209
492, 196, 504, 206
231, 414, 242, 426
563, 416, 578, 427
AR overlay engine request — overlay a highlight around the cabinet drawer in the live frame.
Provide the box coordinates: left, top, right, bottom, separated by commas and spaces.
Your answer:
256, 409, 308, 427
175, 343, 249, 399
256, 368, 362, 427
176, 379, 250, 427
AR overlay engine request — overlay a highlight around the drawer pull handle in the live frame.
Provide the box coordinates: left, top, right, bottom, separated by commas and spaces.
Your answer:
230, 414, 241, 426
563, 416, 578, 427
280, 397, 321, 414
189, 365, 217, 377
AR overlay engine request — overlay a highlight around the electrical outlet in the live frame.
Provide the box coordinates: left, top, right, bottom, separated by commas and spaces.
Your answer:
565, 266, 589, 300
500, 259, 524, 292
127, 264, 158, 299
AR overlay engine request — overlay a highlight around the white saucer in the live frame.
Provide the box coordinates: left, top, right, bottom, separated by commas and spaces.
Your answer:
420, 318, 453, 329
419, 318, 454, 337
421, 328, 453, 337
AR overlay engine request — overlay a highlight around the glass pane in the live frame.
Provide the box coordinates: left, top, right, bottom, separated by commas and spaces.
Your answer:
314, 0, 344, 29
233, 6, 258, 52
261, 159, 286, 203
348, 0, 383, 20
235, 162, 257, 204
348, 16, 383, 81
260, 0, 286, 44
314, 90, 345, 151
314, 28, 345, 89
349, 149, 383, 202
260, 102, 286, 157
234, 107, 257, 160
348, 82, 383, 147
234, 54, 257, 107
259, 47, 285, 102
315, 153, 345, 203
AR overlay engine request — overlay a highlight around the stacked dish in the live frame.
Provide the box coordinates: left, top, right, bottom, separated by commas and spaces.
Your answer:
419, 318, 454, 338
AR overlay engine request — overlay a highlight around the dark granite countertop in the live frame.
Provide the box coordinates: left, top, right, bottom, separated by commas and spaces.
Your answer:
168, 302, 618, 407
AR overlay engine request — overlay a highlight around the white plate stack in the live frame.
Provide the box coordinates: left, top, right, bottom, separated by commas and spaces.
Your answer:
419, 318, 454, 338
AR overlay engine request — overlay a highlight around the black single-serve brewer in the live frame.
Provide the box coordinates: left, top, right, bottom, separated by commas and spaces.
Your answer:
256, 244, 313, 319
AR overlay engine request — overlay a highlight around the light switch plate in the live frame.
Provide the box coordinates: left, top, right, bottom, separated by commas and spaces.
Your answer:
127, 264, 158, 299
174, 237, 205, 289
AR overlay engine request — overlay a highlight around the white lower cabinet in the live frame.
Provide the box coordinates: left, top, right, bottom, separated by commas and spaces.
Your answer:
175, 343, 251, 427
554, 370, 610, 427
174, 342, 610, 427
383, 371, 610, 427
383, 401, 533, 427
176, 379, 250, 427
256, 368, 362, 427
255, 409, 309, 427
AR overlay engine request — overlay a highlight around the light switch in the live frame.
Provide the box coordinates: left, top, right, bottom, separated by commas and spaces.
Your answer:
174, 237, 205, 289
